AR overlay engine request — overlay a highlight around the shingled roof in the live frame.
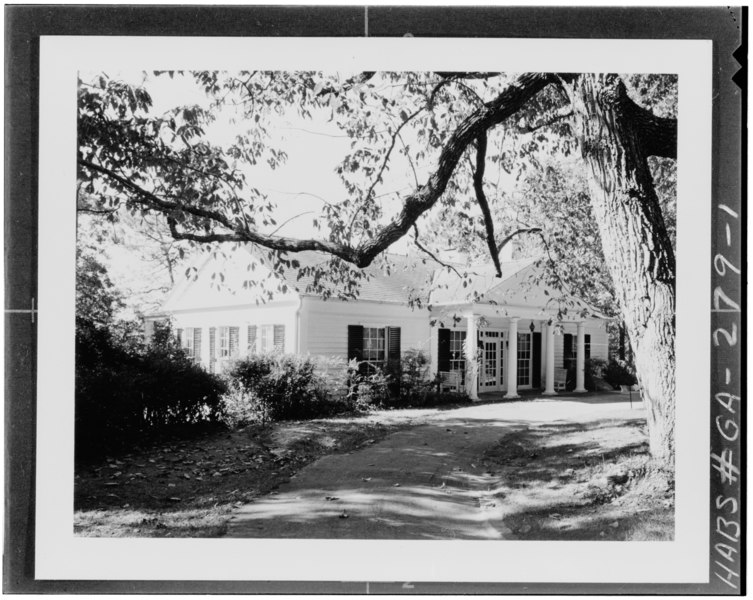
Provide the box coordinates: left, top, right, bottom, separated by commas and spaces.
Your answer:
245, 246, 556, 307
246, 248, 437, 304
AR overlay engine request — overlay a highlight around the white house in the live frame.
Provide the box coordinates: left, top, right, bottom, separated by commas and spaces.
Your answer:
145, 245, 609, 400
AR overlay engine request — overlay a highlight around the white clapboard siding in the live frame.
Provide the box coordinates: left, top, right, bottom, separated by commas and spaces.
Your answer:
301, 297, 432, 359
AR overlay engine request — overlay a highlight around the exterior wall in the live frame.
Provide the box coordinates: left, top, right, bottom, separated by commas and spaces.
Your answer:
553, 320, 609, 367
159, 300, 299, 371
301, 297, 432, 360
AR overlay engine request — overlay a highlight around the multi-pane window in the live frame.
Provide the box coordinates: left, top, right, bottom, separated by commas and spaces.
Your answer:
185, 327, 195, 358
449, 330, 466, 378
363, 327, 386, 368
219, 327, 230, 358
259, 324, 273, 352
177, 327, 199, 360
517, 332, 531, 386
246, 324, 284, 353
449, 330, 465, 364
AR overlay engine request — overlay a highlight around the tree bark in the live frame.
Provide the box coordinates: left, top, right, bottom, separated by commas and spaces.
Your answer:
568, 74, 676, 463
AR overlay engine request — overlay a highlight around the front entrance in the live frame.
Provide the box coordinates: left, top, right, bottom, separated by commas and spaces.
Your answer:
478, 330, 504, 392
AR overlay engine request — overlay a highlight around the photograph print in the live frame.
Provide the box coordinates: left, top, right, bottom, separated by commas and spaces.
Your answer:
74, 67, 678, 543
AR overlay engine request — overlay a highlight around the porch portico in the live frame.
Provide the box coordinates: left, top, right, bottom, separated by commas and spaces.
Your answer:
436, 304, 595, 401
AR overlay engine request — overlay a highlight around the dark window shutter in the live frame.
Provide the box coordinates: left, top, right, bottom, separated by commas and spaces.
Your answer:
273, 325, 285, 352
177, 328, 184, 345
386, 326, 401, 362
585, 334, 591, 360
193, 328, 202, 362
532, 331, 542, 388
563, 333, 573, 368
209, 327, 216, 372
438, 328, 451, 372
229, 327, 239, 356
347, 325, 364, 361
247, 325, 257, 353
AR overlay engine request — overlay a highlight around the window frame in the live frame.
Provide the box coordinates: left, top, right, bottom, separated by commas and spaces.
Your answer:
362, 326, 386, 369
219, 326, 230, 358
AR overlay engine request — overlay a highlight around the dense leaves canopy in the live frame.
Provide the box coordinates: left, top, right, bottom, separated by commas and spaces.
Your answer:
78, 70, 676, 314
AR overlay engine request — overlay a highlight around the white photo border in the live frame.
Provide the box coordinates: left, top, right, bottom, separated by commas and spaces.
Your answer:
37, 35, 712, 583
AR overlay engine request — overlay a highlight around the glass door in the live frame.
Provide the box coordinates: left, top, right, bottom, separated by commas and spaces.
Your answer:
479, 331, 502, 391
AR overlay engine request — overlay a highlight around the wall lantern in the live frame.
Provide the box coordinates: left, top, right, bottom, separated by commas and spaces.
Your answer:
529, 321, 536, 333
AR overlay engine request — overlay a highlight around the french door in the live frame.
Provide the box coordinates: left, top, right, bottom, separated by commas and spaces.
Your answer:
478, 331, 504, 392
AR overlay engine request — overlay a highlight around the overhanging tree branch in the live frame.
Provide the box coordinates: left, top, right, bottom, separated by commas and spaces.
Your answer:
471, 131, 503, 278
412, 224, 462, 277
518, 106, 573, 133
496, 227, 543, 255
81, 72, 557, 269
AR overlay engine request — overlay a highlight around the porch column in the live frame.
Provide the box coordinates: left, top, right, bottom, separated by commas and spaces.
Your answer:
505, 317, 520, 399
574, 321, 587, 393
543, 321, 557, 395
464, 313, 479, 401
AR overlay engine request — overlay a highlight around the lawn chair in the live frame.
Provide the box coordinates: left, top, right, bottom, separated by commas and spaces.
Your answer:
439, 370, 462, 393
554, 368, 568, 392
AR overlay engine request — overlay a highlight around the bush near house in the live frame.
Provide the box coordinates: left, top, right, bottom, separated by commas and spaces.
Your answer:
75, 320, 226, 462
602, 359, 638, 389
220, 349, 469, 426
220, 354, 353, 426
565, 357, 608, 392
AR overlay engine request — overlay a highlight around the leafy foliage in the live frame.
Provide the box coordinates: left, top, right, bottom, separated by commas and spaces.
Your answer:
221, 354, 351, 425
76, 320, 226, 461
602, 359, 639, 388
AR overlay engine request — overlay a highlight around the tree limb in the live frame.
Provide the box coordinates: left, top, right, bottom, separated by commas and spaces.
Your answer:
518, 106, 572, 133
412, 224, 462, 277
347, 105, 424, 235
496, 227, 543, 256
472, 131, 503, 277
81, 158, 359, 262
316, 72, 376, 97
81, 72, 556, 269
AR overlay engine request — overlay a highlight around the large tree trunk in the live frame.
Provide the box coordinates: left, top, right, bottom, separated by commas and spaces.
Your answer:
569, 74, 676, 464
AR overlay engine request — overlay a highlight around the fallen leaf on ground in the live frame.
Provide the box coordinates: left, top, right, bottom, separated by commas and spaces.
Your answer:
325, 496, 339, 501
393, 483, 400, 487
362, 477, 372, 482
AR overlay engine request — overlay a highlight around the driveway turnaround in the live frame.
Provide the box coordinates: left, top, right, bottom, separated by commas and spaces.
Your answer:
225, 394, 644, 540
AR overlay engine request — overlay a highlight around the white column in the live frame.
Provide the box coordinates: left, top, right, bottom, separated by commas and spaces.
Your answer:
543, 322, 556, 395
575, 321, 587, 393
505, 317, 520, 399
464, 313, 479, 401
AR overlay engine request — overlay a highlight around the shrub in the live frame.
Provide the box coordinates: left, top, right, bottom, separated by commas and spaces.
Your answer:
602, 359, 638, 388
349, 367, 392, 409
565, 357, 608, 391
75, 319, 226, 462
221, 354, 351, 426
399, 349, 432, 404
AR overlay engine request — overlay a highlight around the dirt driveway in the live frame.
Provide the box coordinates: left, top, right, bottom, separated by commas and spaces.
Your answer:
226, 394, 653, 540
